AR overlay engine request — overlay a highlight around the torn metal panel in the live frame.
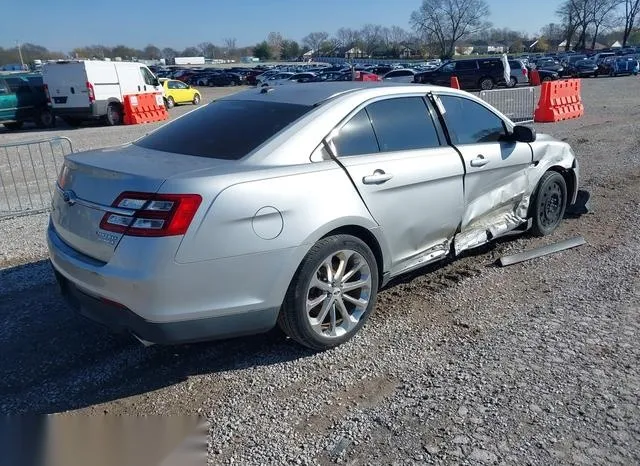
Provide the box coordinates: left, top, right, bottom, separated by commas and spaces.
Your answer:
499, 236, 586, 266
454, 136, 578, 256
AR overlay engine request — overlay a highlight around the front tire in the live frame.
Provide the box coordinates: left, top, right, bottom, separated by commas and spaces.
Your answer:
278, 235, 379, 351
479, 77, 494, 90
531, 171, 568, 237
165, 96, 175, 109
507, 77, 517, 88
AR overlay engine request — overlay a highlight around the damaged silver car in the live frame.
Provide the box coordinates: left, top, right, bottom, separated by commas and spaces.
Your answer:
48, 82, 579, 351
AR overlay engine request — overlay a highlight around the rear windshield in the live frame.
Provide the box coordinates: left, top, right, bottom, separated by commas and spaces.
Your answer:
135, 100, 312, 160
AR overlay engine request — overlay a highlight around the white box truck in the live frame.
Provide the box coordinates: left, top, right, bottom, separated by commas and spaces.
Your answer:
42, 60, 163, 126
174, 56, 206, 65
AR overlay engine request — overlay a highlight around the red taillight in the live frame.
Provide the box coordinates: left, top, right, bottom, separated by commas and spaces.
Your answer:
44, 83, 51, 103
99, 192, 202, 237
86, 81, 95, 103
523, 68, 528, 76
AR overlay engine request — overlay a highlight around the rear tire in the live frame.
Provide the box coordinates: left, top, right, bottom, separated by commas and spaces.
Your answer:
104, 102, 123, 126
192, 93, 201, 105
35, 108, 55, 128
278, 234, 379, 351
531, 171, 567, 237
3, 121, 23, 130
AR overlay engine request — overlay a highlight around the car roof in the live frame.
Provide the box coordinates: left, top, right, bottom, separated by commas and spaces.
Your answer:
219, 82, 466, 107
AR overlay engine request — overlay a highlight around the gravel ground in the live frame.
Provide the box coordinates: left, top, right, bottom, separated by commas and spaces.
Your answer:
1, 77, 639, 465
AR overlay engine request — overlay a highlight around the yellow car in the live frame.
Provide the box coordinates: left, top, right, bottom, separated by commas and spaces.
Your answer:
159, 78, 201, 109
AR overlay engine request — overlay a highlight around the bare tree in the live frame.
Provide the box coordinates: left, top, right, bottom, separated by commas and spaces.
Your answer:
197, 42, 216, 58
267, 32, 284, 60
302, 32, 329, 56
590, 0, 622, 49
621, 0, 640, 46
557, 2, 580, 50
223, 38, 237, 55
540, 23, 567, 43
410, 0, 491, 58
335, 28, 360, 49
359, 24, 384, 56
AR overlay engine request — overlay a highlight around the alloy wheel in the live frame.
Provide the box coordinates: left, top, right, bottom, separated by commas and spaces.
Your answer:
306, 250, 372, 338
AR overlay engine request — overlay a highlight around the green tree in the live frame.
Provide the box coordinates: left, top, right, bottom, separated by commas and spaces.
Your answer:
253, 41, 271, 60
533, 37, 550, 52
281, 40, 301, 60
510, 39, 525, 53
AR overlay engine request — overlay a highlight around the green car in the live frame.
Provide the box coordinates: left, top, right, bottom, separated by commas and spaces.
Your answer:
0, 73, 55, 130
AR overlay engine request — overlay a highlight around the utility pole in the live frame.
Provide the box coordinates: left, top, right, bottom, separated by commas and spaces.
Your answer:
16, 41, 25, 69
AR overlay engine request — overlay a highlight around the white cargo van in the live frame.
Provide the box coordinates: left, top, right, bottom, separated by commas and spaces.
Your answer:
42, 60, 162, 126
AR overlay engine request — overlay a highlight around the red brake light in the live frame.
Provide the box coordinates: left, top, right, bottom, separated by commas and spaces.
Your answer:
86, 81, 95, 103
523, 68, 528, 76
99, 192, 202, 237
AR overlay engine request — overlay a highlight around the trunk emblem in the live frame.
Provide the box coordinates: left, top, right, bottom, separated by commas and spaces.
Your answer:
62, 190, 77, 206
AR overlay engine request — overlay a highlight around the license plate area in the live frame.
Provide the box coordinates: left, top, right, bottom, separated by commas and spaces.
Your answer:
53, 97, 68, 104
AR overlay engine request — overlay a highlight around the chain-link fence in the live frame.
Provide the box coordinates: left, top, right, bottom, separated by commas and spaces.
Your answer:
0, 137, 74, 220
475, 87, 538, 124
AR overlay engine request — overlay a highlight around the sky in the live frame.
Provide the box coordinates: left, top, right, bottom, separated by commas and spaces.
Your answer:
2, 0, 561, 52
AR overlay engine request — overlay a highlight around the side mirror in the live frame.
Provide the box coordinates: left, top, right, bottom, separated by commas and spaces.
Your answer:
153, 78, 160, 87
512, 125, 536, 143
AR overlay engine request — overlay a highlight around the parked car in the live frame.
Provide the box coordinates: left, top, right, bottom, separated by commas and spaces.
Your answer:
43, 60, 162, 126
414, 58, 507, 90
608, 56, 640, 76
535, 69, 561, 82
204, 72, 244, 87
531, 58, 565, 75
596, 56, 617, 76
159, 78, 201, 109
287, 72, 318, 83
48, 82, 580, 350
507, 60, 529, 87
566, 59, 599, 78
259, 72, 296, 86
382, 69, 416, 83
0, 74, 54, 130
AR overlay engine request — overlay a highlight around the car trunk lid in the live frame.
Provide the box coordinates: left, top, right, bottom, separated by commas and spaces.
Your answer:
51, 144, 230, 263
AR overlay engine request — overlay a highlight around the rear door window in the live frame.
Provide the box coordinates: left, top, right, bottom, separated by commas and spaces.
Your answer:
366, 97, 440, 152
135, 100, 312, 160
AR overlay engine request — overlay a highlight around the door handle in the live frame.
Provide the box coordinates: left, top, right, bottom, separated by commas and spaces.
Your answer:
470, 155, 490, 167
362, 169, 393, 185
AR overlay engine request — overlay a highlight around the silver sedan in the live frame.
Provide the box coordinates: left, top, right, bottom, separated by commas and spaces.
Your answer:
48, 82, 579, 350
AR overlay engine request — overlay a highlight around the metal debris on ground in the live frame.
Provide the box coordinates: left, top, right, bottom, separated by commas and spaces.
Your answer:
498, 236, 587, 267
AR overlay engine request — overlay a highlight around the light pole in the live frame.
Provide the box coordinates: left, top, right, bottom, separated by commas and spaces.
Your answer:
16, 41, 25, 69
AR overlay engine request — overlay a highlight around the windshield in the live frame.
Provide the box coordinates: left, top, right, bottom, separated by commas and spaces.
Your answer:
135, 100, 313, 160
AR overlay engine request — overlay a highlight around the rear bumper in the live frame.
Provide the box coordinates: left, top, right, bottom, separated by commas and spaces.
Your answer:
47, 221, 297, 344
53, 269, 278, 344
